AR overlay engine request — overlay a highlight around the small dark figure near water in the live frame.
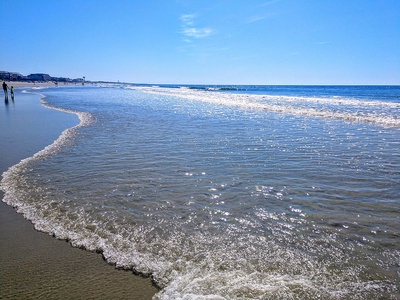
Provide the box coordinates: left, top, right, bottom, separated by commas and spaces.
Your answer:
2, 81, 8, 103
10, 86, 14, 101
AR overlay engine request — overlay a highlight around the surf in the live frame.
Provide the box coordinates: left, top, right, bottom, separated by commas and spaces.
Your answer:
130, 86, 400, 127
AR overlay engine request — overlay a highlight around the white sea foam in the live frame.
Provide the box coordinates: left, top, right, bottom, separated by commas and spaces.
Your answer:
131, 86, 400, 127
1, 94, 94, 210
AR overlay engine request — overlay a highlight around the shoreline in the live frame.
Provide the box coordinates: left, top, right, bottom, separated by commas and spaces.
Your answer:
3, 81, 56, 88
0, 89, 159, 299
2, 81, 92, 88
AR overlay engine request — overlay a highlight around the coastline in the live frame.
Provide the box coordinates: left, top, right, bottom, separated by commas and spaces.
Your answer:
0, 89, 158, 299
2, 81, 92, 89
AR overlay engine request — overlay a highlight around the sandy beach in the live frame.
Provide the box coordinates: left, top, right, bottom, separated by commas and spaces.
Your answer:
0, 88, 158, 299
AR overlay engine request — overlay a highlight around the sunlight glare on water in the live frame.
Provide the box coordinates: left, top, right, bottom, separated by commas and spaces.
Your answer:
2, 85, 399, 299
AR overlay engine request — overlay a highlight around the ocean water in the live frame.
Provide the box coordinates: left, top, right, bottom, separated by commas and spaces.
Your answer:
2, 85, 399, 299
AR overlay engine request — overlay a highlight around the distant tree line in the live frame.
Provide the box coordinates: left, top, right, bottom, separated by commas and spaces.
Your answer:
0, 71, 85, 83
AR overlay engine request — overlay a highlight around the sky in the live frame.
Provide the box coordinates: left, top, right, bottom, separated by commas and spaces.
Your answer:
1, 0, 399, 85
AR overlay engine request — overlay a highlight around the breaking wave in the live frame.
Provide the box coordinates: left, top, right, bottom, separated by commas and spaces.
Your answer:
131, 86, 400, 127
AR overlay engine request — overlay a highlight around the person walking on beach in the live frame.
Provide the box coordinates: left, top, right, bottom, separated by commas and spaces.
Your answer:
2, 81, 8, 103
10, 86, 14, 101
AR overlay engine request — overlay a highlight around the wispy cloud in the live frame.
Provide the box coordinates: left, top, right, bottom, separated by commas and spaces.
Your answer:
247, 15, 268, 23
257, 0, 281, 7
183, 27, 213, 39
247, 0, 280, 23
180, 14, 195, 26
246, 13, 275, 24
284, 52, 300, 56
315, 41, 330, 45
180, 14, 214, 42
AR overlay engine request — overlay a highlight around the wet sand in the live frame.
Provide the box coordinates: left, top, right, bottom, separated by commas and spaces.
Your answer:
0, 89, 159, 299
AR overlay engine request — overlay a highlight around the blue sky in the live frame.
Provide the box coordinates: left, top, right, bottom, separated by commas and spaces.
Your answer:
1, 0, 399, 85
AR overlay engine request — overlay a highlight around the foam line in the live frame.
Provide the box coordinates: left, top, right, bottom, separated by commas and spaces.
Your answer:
132, 86, 400, 127
1, 93, 94, 209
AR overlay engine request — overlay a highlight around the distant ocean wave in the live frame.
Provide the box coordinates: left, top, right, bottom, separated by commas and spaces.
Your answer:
130, 86, 400, 127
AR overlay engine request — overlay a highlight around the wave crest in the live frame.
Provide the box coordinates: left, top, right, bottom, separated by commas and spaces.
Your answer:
133, 86, 400, 127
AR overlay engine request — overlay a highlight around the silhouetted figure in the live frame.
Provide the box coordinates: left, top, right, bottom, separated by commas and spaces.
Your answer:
10, 86, 14, 101
2, 81, 8, 103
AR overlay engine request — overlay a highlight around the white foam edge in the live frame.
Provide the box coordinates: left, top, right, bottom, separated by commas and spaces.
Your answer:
1, 93, 94, 209
133, 86, 400, 108
131, 86, 400, 127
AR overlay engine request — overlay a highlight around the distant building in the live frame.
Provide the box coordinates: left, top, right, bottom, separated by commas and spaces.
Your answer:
27, 73, 52, 81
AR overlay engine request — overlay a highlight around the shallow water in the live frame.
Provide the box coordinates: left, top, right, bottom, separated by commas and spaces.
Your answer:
0, 90, 158, 299
2, 85, 399, 299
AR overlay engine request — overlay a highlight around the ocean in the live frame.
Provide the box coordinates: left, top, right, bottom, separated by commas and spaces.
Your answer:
2, 85, 399, 299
